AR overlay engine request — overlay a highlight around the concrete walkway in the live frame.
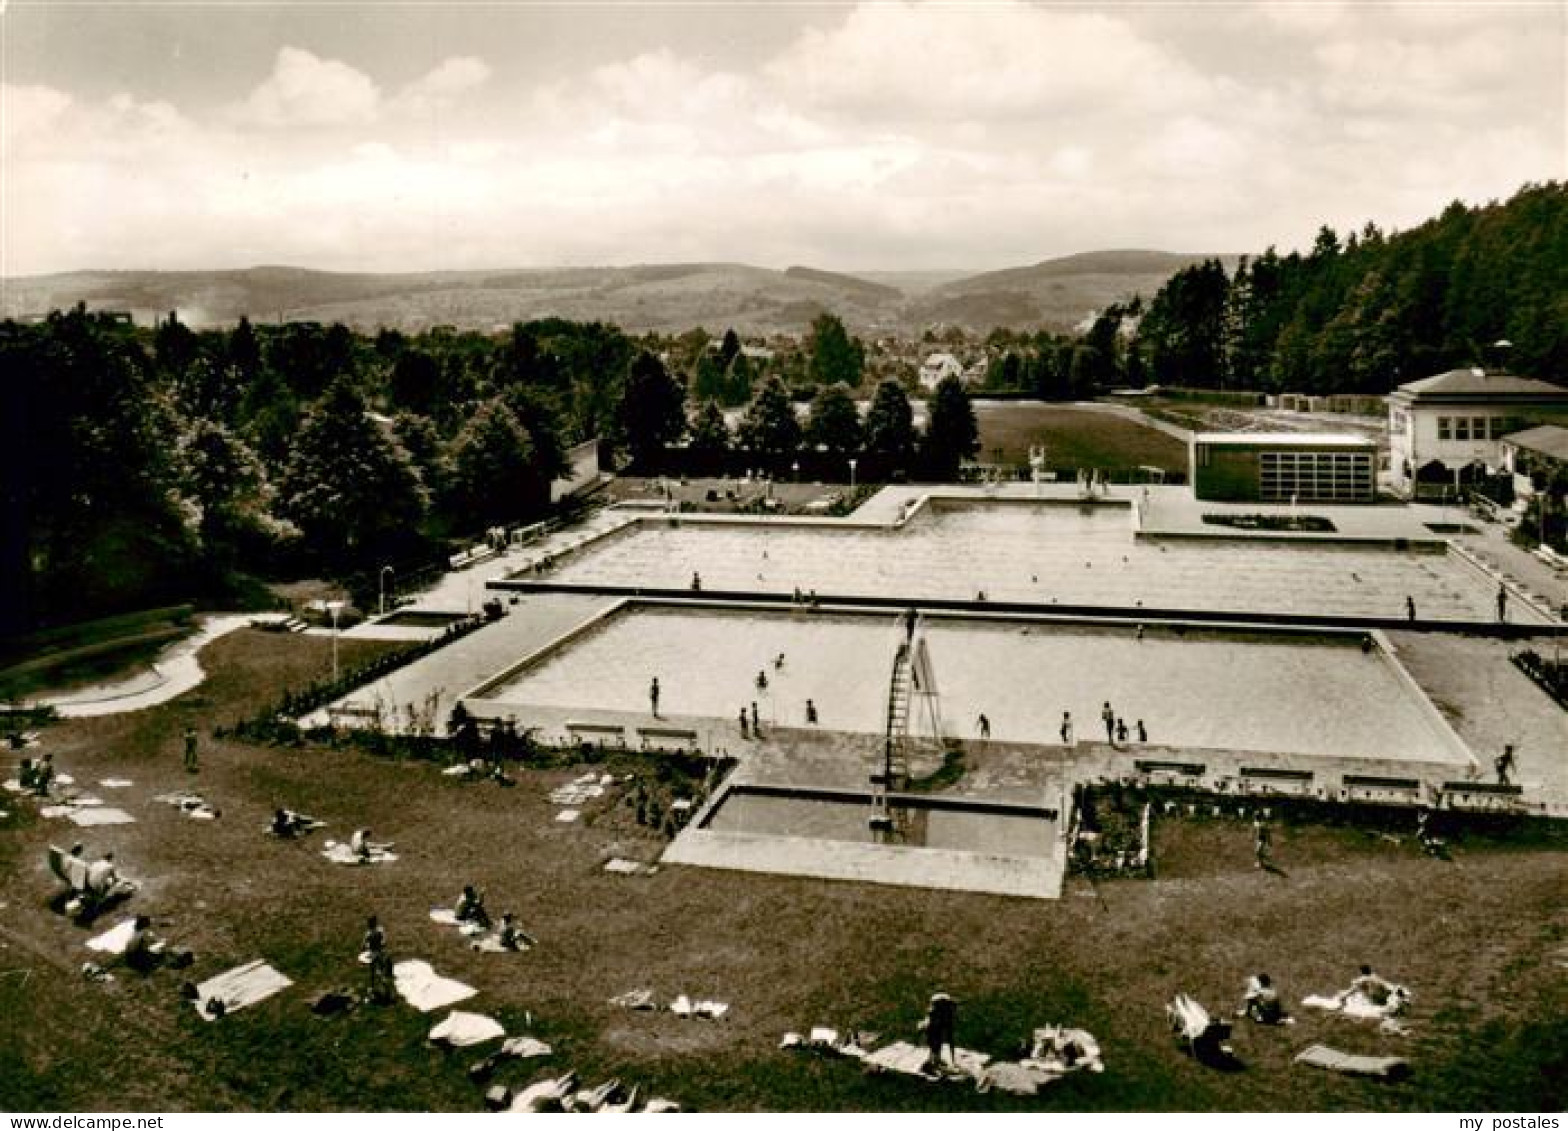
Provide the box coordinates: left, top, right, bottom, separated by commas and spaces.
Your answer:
31, 614, 288, 718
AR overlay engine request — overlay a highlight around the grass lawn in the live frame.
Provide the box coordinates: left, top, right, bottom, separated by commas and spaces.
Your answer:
1, 629, 1563, 1112
974, 404, 1187, 476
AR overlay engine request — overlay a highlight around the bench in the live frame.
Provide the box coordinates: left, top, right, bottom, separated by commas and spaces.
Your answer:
1534, 545, 1567, 573
1239, 767, 1314, 797
1440, 780, 1523, 812
1341, 774, 1421, 804
565, 722, 626, 747
637, 726, 699, 750
1135, 759, 1206, 784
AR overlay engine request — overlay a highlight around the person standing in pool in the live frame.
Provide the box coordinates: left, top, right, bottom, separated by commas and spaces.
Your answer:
1496, 584, 1508, 623
1406, 595, 1416, 622
1136, 719, 1148, 743
1115, 718, 1129, 745
750, 701, 760, 736
1060, 712, 1073, 744
977, 714, 991, 740
1101, 703, 1115, 743
806, 699, 818, 725
649, 678, 661, 718
738, 708, 749, 738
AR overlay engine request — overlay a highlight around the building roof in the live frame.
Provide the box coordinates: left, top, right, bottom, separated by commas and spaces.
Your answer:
1502, 423, 1568, 462
1395, 368, 1566, 397
1192, 432, 1375, 448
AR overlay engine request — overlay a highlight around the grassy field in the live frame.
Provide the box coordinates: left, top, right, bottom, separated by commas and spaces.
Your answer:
1, 629, 1564, 1112
974, 403, 1187, 477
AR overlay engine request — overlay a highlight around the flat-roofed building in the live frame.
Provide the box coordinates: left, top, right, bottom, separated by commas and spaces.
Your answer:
1387, 368, 1568, 498
1191, 433, 1378, 503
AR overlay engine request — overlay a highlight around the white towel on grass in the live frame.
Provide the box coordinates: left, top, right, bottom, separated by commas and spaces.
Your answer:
193, 959, 292, 1019
86, 919, 138, 955
428, 1010, 505, 1047
68, 807, 135, 827
393, 959, 476, 1012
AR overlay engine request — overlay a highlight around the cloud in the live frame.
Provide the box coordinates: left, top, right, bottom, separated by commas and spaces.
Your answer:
237, 47, 380, 127
393, 56, 492, 115
766, 1, 1215, 123
2, 2, 1562, 276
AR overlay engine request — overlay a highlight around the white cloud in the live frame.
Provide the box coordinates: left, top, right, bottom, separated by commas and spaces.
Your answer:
2, 2, 1563, 276
393, 56, 492, 115
237, 47, 380, 127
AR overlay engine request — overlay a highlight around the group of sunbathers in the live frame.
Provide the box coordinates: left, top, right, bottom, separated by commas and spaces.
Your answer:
16, 752, 56, 796
454, 885, 534, 951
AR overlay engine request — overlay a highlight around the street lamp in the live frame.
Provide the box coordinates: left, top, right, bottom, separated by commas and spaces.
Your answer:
792, 460, 800, 483
325, 600, 346, 684
379, 565, 394, 617
849, 458, 858, 490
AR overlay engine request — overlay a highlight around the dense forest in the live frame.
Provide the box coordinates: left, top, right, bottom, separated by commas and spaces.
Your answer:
980, 182, 1567, 397
0, 308, 977, 635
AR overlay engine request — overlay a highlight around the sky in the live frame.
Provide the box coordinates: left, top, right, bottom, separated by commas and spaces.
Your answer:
2, 0, 1564, 276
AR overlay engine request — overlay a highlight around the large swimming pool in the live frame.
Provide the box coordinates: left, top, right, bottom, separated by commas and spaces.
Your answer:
535, 501, 1513, 622
478, 605, 1470, 765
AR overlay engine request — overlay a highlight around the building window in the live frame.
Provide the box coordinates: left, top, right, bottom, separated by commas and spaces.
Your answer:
1473, 417, 1489, 441
1454, 418, 1470, 441
1438, 416, 1452, 440
1258, 450, 1373, 502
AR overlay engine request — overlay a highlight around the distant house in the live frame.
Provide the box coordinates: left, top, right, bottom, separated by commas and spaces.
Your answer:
918, 352, 965, 390
1387, 368, 1568, 498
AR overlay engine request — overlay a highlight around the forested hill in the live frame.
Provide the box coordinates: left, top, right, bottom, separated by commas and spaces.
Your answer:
1125, 182, 1567, 393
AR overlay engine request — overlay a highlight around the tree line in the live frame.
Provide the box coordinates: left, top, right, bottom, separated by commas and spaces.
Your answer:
977, 182, 1566, 397
0, 306, 975, 634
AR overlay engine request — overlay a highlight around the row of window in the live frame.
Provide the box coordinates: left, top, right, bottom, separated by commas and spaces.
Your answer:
1258, 451, 1375, 502
1437, 416, 1496, 441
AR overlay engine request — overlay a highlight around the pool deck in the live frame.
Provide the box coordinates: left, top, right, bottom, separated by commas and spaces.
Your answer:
302, 593, 619, 733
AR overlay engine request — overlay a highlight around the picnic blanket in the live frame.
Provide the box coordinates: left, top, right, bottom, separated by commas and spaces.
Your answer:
1295, 1043, 1411, 1081
321, 840, 397, 865
603, 858, 658, 876
393, 959, 476, 1012
98, 778, 134, 789
429, 1010, 506, 1048
780, 1028, 873, 1059
193, 959, 292, 1019
609, 988, 658, 1010
555, 809, 581, 824
66, 807, 135, 827
429, 909, 487, 937
509, 1075, 577, 1113
864, 1040, 990, 1080
1303, 987, 1412, 1034
86, 918, 138, 955
670, 994, 729, 1019
494, 1036, 552, 1061
154, 792, 220, 820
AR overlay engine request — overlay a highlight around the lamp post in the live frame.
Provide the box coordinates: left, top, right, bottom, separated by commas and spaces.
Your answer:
379, 565, 394, 617
848, 458, 857, 491
326, 600, 345, 685
792, 460, 800, 483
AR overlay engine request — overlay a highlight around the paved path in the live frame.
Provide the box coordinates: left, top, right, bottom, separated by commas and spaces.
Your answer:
31, 614, 288, 717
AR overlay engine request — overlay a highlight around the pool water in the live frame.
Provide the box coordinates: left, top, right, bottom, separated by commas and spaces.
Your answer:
480, 606, 1469, 765
543, 502, 1507, 621
702, 788, 1057, 857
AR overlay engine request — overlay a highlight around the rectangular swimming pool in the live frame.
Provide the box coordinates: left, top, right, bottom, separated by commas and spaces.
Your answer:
536, 500, 1514, 622
476, 605, 1472, 765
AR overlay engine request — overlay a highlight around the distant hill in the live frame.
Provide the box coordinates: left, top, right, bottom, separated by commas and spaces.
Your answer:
911, 249, 1240, 331
2, 250, 1224, 334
